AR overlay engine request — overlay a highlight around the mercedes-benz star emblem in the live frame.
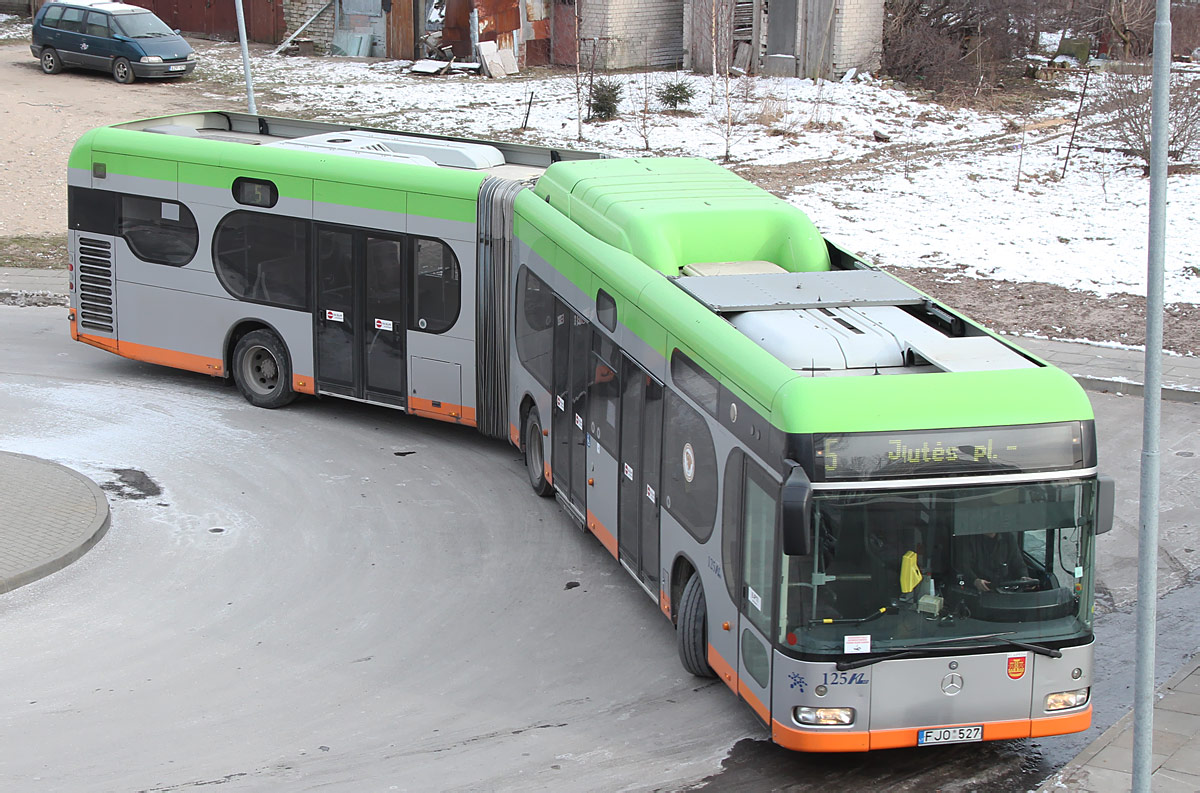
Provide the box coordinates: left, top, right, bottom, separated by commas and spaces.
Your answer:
941, 673, 964, 695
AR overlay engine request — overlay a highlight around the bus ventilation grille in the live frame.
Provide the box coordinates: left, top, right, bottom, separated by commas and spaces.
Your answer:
77, 237, 115, 333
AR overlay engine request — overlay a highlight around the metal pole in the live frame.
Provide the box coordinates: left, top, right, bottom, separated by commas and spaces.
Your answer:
1132, 0, 1171, 789
234, 0, 258, 115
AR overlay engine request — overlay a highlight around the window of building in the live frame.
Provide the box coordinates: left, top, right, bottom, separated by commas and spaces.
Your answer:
410, 237, 460, 333
119, 196, 198, 267
662, 390, 718, 542
213, 211, 310, 310
671, 350, 720, 417
515, 266, 554, 389
597, 289, 617, 331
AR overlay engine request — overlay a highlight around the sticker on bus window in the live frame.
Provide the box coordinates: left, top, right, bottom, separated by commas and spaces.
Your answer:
161, 202, 179, 221
682, 443, 696, 483
1074, 566, 1083, 578
624, 463, 633, 481
375, 318, 393, 331
557, 395, 565, 411
844, 634, 871, 654
326, 310, 344, 322
646, 484, 655, 503
575, 414, 583, 430
748, 586, 762, 611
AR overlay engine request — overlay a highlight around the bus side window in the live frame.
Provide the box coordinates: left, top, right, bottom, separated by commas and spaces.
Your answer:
410, 237, 460, 334
515, 266, 554, 389
119, 196, 198, 267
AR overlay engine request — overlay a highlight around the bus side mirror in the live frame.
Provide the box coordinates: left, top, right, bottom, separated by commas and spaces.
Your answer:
782, 462, 813, 556
1095, 474, 1115, 535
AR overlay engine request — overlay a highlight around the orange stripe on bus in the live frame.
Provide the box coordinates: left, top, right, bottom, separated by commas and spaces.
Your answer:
408, 397, 477, 427
585, 510, 618, 559
659, 591, 671, 618
79, 334, 222, 375
771, 705, 1092, 752
739, 677, 770, 724
509, 422, 521, 447
291, 375, 315, 395
543, 460, 552, 485
707, 644, 738, 694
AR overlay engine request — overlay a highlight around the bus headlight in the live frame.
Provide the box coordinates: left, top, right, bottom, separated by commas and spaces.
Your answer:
1045, 687, 1090, 711
140, 56, 163, 63
795, 706, 855, 725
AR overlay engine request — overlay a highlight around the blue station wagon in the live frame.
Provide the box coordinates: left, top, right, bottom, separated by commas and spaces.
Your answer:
31, 0, 196, 83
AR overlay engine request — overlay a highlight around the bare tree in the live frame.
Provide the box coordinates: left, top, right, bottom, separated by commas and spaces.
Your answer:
1090, 70, 1200, 163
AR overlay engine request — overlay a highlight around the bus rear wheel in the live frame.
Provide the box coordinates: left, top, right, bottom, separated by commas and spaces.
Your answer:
233, 329, 297, 409
677, 573, 716, 678
524, 408, 552, 497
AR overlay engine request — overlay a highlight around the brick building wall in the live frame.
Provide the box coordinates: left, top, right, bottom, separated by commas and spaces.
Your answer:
0, 0, 30, 16
829, 0, 881, 74
282, 0, 335, 50
581, 0, 683, 69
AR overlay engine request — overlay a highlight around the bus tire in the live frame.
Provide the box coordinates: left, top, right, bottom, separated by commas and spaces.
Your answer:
524, 408, 553, 497
233, 329, 297, 409
677, 573, 716, 678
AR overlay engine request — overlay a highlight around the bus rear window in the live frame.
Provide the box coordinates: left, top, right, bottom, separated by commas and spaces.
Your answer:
120, 196, 198, 267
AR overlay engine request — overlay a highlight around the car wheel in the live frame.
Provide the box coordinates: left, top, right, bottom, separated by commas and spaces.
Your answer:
112, 57, 135, 84
232, 329, 297, 409
40, 48, 63, 75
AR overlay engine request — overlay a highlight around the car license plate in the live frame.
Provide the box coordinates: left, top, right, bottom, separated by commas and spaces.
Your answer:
918, 725, 982, 745
168, 64, 186, 71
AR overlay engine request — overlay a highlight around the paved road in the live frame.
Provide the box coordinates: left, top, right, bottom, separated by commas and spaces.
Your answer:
3, 305, 1199, 792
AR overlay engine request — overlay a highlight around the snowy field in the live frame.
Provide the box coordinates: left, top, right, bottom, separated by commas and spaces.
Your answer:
1, 9, 1196, 306
187, 41, 1200, 306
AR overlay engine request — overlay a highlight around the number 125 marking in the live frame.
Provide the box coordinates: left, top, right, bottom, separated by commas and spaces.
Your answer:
823, 671, 869, 685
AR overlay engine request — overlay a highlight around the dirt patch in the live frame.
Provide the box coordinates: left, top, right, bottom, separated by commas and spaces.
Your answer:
0, 234, 67, 268
889, 265, 1200, 355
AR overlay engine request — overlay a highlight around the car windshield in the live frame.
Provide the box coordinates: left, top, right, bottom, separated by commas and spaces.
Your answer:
113, 11, 174, 37
779, 479, 1097, 655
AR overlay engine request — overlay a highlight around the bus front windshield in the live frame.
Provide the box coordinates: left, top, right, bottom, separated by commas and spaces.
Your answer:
779, 480, 1097, 655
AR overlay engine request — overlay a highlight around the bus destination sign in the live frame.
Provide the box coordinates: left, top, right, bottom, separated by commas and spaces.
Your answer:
815, 422, 1084, 481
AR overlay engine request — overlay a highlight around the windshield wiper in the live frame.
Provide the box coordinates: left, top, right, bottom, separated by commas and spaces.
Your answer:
835, 632, 1062, 671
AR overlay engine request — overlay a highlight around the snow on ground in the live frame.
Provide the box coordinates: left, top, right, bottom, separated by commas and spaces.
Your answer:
0, 15, 30, 41
189, 42, 1199, 305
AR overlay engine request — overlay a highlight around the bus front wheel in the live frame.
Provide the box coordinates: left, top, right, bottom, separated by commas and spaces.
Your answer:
233, 329, 297, 409
524, 408, 553, 497
677, 573, 716, 678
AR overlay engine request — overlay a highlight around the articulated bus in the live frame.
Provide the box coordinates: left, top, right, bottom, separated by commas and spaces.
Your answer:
66, 111, 1114, 751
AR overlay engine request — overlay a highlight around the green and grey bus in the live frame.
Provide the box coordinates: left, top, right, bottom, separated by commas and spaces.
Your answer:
66, 111, 1113, 751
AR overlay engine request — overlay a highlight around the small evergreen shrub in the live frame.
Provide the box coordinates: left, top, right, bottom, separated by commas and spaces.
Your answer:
656, 78, 695, 110
589, 78, 622, 121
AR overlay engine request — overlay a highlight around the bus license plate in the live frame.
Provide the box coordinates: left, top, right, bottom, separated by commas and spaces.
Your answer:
918, 725, 982, 745
168, 64, 186, 71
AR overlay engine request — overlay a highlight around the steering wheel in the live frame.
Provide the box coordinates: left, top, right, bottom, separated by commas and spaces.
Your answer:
995, 578, 1039, 593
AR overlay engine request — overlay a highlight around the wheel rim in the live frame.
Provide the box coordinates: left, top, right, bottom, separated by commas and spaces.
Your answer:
115, 62, 128, 80
526, 421, 543, 486
241, 344, 279, 396
42, 53, 53, 70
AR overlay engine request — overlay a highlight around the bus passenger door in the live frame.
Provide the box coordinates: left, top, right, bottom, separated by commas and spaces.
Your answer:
585, 334, 621, 558
314, 227, 407, 405
736, 462, 780, 726
617, 353, 663, 594
551, 300, 588, 520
